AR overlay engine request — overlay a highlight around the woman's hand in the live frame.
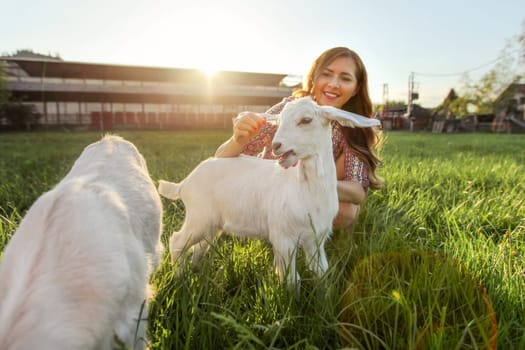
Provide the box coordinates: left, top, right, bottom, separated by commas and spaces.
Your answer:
215, 112, 266, 157
232, 112, 267, 145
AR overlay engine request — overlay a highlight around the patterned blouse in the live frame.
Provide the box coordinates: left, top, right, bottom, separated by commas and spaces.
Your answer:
240, 96, 370, 189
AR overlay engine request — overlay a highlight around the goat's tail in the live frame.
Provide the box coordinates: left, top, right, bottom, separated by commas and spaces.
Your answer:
158, 180, 181, 200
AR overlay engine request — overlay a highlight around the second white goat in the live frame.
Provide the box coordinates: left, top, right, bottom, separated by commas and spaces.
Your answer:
158, 97, 380, 288
0, 135, 163, 350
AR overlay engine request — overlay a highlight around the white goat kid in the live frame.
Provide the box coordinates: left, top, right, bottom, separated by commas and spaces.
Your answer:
158, 97, 379, 288
0, 135, 163, 350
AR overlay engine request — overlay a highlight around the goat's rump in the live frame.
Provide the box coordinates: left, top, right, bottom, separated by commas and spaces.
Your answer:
0, 179, 142, 349
0, 135, 161, 350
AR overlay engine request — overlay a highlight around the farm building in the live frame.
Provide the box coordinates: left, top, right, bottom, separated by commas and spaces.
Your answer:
429, 89, 498, 133
492, 83, 525, 133
380, 104, 433, 131
1, 52, 296, 130
428, 86, 525, 133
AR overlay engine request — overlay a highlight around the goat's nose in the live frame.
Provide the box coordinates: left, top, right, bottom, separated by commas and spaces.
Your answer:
272, 142, 281, 152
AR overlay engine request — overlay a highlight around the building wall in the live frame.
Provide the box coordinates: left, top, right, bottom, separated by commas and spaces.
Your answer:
4, 60, 294, 130
30, 100, 275, 128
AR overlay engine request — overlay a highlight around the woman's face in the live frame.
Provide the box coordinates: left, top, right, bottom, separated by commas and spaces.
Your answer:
312, 56, 359, 108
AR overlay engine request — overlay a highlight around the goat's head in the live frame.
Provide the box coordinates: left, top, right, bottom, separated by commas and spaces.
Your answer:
271, 97, 380, 168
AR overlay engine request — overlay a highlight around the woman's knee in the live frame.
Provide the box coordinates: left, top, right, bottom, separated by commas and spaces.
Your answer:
333, 202, 361, 229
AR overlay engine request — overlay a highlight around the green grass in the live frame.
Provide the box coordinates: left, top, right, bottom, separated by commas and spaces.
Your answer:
1, 130, 524, 349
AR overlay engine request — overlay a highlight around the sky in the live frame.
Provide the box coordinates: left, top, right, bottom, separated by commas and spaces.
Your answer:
2, 0, 524, 107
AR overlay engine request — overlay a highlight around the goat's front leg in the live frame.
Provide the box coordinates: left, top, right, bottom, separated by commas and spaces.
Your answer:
168, 230, 190, 277
191, 240, 211, 268
169, 220, 209, 275
303, 236, 329, 277
273, 239, 300, 290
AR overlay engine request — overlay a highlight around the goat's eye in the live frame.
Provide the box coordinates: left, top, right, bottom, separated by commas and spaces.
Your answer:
298, 117, 312, 125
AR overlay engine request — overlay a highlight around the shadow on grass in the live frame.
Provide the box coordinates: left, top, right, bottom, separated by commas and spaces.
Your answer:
339, 250, 497, 350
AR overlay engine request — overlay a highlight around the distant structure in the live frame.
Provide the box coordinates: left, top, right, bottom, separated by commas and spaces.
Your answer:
431, 89, 458, 133
1, 52, 297, 130
492, 83, 525, 133
380, 103, 432, 131
429, 84, 525, 134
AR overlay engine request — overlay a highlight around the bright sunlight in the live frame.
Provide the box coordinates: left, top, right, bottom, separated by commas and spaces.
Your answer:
132, 6, 267, 74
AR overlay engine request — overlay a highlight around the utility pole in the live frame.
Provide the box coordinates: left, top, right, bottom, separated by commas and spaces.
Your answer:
407, 72, 415, 118
382, 83, 389, 115
407, 72, 419, 131
382, 83, 389, 106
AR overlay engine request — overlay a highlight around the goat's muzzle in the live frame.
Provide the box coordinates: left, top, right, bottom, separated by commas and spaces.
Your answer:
272, 142, 282, 155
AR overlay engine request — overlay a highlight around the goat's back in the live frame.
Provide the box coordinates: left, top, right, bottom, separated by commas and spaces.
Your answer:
0, 135, 162, 350
66, 135, 162, 260
177, 155, 331, 237
181, 155, 288, 201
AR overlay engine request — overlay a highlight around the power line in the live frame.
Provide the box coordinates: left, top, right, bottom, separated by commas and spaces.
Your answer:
413, 49, 521, 78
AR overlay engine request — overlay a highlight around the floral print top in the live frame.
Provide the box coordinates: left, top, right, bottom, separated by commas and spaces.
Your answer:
240, 96, 370, 189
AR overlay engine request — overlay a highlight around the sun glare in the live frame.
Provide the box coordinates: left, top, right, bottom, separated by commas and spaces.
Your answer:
149, 7, 267, 75
200, 66, 218, 78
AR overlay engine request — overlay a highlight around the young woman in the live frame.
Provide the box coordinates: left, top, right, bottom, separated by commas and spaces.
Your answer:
215, 47, 384, 229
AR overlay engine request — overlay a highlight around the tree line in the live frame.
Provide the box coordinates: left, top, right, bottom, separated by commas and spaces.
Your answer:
0, 61, 40, 131
444, 19, 525, 116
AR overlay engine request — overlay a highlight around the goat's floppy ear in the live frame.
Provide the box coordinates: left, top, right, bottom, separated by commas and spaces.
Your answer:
318, 106, 381, 128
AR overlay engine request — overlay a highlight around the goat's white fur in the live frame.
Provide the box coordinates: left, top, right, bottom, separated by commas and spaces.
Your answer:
0, 135, 163, 350
158, 97, 379, 288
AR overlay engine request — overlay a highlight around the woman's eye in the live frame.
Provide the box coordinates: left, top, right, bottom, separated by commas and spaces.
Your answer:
298, 117, 312, 125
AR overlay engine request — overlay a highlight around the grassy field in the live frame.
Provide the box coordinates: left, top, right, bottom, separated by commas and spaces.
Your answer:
0, 130, 524, 349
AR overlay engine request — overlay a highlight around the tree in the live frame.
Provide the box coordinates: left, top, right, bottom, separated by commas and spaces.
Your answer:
375, 100, 406, 113
449, 19, 525, 116
0, 60, 41, 130
449, 71, 500, 115
518, 18, 525, 76
0, 98, 41, 130
0, 61, 9, 107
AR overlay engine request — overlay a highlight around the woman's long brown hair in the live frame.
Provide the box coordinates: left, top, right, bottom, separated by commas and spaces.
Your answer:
294, 47, 384, 189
